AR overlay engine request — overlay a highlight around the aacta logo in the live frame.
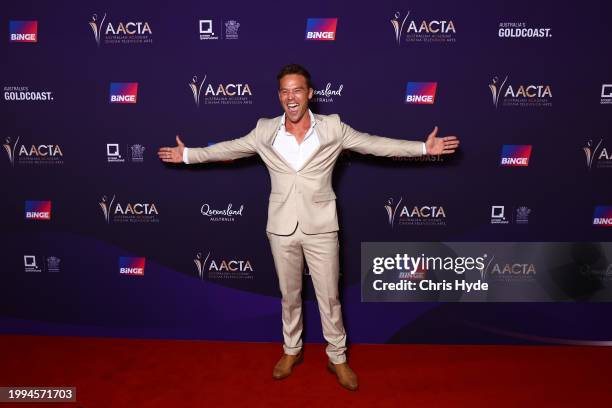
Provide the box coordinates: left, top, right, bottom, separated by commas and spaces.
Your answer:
109, 82, 138, 104
504, 84, 551, 98
9, 20, 38, 42
305, 18, 338, 40
119, 257, 145, 276
500, 145, 532, 167
490, 263, 536, 275
105, 21, 151, 35
391, 11, 456, 45
406, 19, 455, 34
194, 251, 254, 280
384, 197, 446, 227
189, 75, 253, 107
89, 13, 153, 46
483, 262, 537, 282
99, 194, 159, 224
405, 82, 437, 104
593, 206, 612, 227
25, 200, 51, 220
584, 139, 612, 169
489, 75, 552, 108
3, 136, 64, 166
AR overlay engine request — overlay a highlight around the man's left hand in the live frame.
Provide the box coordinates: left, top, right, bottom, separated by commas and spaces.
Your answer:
425, 126, 460, 155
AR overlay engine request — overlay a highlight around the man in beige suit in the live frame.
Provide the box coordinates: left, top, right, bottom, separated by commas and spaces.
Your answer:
158, 64, 459, 391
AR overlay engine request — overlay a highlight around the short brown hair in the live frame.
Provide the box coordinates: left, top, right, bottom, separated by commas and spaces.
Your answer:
277, 64, 312, 89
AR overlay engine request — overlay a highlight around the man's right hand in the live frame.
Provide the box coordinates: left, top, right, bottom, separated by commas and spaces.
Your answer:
158, 135, 185, 163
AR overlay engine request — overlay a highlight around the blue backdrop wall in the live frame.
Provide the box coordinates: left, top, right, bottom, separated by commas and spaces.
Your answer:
2, 0, 612, 345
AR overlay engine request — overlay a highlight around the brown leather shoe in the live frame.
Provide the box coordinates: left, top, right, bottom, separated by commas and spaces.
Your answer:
272, 351, 303, 380
327, 361, 359, 391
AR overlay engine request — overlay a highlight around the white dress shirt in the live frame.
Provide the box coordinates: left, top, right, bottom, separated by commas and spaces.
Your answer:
182, 111, 426, 164
271, 110, 320, 171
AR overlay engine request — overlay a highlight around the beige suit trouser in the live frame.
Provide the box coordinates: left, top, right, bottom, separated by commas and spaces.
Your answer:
267, 226, 347, 364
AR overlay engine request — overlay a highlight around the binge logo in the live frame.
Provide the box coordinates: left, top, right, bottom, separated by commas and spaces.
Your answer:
109, 82, 138, 104
305, 18, 337, 41
25, 200, 51, 220
405, 82, 437, 104
9, 21, 38, 43
593, 206, 612, 227
119, 257, 145, 275
500, 145, 532, 167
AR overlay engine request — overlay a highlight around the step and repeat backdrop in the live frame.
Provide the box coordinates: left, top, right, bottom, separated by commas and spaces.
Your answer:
2, 0, 612, 345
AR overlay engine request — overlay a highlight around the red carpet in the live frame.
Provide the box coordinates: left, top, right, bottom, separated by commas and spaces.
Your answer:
1, 335, 611, 407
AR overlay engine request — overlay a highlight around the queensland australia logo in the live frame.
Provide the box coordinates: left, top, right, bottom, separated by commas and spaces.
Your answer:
490, 205, 531, 225
9, 20, 38, 43
489, 75, 552, 108
3, 86, 54, 102
106, 143, 145, 163
189, 74, 253, 106
3, 136, 64, 166
199, 19, 240, 40
25, 200, 51, 220
498, 22, 551, 39
391, 11, 456, 44
405, 82, 437, 104
201, 202, 244, 222
109, 82, 138, 104
119, 257, 145, 276
500, 145, 532, 167
584, 139, 612, 169
89, 13, 153, 46
305, 18, 338, 41
579, 262, 612, 282
385, 197, 447, 227
99, 194, 159, 224
312, 82, 343, 103
593, 206, 612, 227
24, 255, 61, 273
194, 251, 254, 280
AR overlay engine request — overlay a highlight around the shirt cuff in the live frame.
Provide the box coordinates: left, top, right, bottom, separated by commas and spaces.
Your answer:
422, 142, 427, 155
183, 147, 189, 164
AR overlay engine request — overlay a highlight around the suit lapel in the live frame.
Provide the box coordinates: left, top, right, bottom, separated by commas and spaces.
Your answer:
265, 115, 295, 172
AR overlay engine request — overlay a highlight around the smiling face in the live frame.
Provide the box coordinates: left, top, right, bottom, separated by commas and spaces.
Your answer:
278, 74, 313, 124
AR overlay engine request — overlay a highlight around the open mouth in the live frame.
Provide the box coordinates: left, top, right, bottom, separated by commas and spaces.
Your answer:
287, 103, 299, 113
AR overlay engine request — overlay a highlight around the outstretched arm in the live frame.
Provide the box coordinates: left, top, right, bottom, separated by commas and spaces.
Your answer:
341, 120, 459, 157
158, 129, 257, 164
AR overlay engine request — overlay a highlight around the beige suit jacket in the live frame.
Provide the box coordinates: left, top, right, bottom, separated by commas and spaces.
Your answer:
187, 113, 424, 235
